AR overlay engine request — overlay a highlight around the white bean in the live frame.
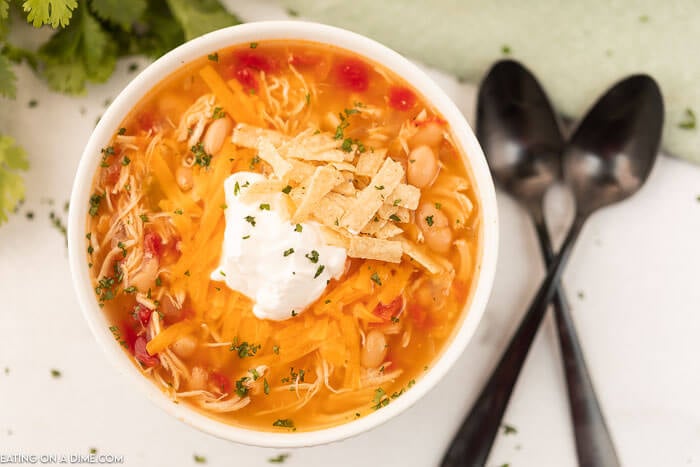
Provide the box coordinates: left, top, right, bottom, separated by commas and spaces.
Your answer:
410, 122, 443, 147
417, 203, 452, 253
171, 334, 197, 358
130, 256, 159, 291
202, 117, 232, 155
361, 330, 388, 368
407, 145, 439, 188
175, 166, 193, 191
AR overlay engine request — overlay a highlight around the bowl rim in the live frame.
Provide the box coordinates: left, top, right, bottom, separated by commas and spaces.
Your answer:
67, 20, 499, 448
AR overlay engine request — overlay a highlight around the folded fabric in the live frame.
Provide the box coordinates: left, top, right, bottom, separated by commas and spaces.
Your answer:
281, 0, 700, 163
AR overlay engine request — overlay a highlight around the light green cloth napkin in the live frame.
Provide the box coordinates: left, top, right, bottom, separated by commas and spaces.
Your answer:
281, 0, 700, 163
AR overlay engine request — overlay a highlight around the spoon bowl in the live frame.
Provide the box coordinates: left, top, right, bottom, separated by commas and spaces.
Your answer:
477, 60, 564, 214
565, 75, 664, 216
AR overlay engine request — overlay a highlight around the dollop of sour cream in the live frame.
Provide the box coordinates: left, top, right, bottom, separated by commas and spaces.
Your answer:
212, 172, 347, 321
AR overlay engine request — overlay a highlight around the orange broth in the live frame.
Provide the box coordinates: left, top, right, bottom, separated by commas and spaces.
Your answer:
86, 40, 482, 432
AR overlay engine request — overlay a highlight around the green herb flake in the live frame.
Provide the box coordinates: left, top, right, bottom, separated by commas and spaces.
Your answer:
264, 378, 270, 395
503, 424, 518, 435
89, 448, 97, 455
250, 42, 258, 49
393, 198, 402, 206
370, 272, 382, 286
501, 44, 512, 55
235, 376, 250, 397
230, 337, 261, 358
191, 143, 212, 167
184, 270, 191, 277
272, 419, 295, 429
208, 52, 219, 62
286, 8, 299, 16
234, 181, 241, 196
88, 193, 103, 217
50, 369, 61, 378
375, 185, 384, 190
389, 214, 401, 222
121, 155, 130, 166
273, 345, 280, 354
193, 454, 206, 464
314, 265, 325, 279
155, 277, 162, 287
679, 108, 696, 130
244, 215, 256, 226
242, 235, 250, 240
305, 250, 319, 263
259, 203, 271, 211
283, 248, 295, 257
268, 453, 289, 464
139, 214, 149, 223
435, 202, 442, 210
282, 185, 292, 194
174, 208, 183, 215
211, 106, 225, 119
425, 215, 434, 227
249, 155, 261, 169
294, 223, 302, 232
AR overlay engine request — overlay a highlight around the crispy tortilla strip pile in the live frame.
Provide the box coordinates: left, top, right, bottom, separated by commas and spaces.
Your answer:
230, 122, 444, 272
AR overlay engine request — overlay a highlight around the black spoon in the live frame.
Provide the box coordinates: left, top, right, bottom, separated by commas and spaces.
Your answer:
477, 59, 618, 466
441, 72, 664, 466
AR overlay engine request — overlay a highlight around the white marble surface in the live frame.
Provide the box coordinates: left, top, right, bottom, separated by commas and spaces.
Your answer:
2, 3, 700, 467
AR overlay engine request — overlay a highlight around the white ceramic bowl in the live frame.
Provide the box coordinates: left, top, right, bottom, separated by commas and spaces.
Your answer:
67, 20, 498, 448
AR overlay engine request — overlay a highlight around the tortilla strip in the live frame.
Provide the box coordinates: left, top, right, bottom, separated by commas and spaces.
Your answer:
355, 148, 387, 177
360, 217, 387, 235
292, 166, 345, 223
232, 123, 286, 148
319, 227, 350, 249
348, 236, 403, 263
256, 138, 292, 179
375, 223, 403, 239
377, 204, 410, 223
240, 179, 286, 202
315, 193, 354, 228
341, 158, 404, 233
331, 162, 357, 172
281, 141, 347, 162
385, 183, 421, 210
286, 159, 316, 183
399, 239, 447, 274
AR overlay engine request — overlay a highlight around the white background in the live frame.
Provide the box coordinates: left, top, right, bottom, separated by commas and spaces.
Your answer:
1, 3, 700, 466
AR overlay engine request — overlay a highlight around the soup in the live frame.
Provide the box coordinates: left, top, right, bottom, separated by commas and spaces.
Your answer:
85, 40, 481, 432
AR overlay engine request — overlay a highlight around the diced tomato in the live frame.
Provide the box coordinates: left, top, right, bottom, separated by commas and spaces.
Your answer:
120, 320, 138, 351
388, 86, 416, 111
143, 231, 163, 258
373, 296, 404, 321
133, 303, 152, 327
209, 371, 231, 394
334, 58, 370, 92
133, 336, 159, 367
234, 67, 259, 93
236, 51, 277, 73
137, 111, 155, 132
102, 162, 121, 185
289, 53, 322, 68
407, 303, 432, 330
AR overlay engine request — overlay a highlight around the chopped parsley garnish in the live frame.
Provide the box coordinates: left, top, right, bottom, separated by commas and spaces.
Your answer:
389, 214, 401, 222
679, 108, 696, 130
139, 214, 149, 223
272, 419, 295, 429
273, 345, 280, 355
305, 250, 319, 263
425, 215, 434, 227
50, 369, 61, 378
155, 277, 162, 287
95, 276, 117, 302
268, 453, 289, 463
208, 52, 219, 62
191, 143, 212, 167
109, 326, 128, 348
294, 223, 302, 232
117, 128, 127, 136
88, 193, 102, 217
503, 424, 518, 435
250, 42, 258, 49
314, 265, 325, 278
174, 208, 183, 215
291, 310, 297, 317
184, 270, 191, 276
283, 248, 295, 257
234, 181, 241, 196
244, 215, 256, 226
264, 378, 270, 395
391, 316, 399, 323
305, 93, 310, 105
501, 44, 512, 55
324, 299, 331, 304
393, 198, 402, 206
121, 155, 131, 166
242, 235, 250, 240
375, 185, 384, 190
230, 337, 261, 358
124, 286, 136, 294
371, 388, 389, 410
259, 203, 271, 211
435, 202, 442, 210
117, 241, 127, 257
211, 106, 226, 119
282, 185, 292, 194
249, 155, 261, 169
235, 376, 250, 397
370, 272, 382, 286
193, 454, 206, 464
250, 368, 260, 380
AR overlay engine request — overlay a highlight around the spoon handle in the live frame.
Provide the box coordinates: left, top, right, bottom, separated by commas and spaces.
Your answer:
533, 220, 620, 467
440, 216, 585, 467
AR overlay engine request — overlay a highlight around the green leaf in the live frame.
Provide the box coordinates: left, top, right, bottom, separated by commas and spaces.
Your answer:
0, 54, 17, 98
165, 0, 239, 41
112, 0, 184, 58
0, 0, 9, 19
38, 3, 116, 94
90, 0, 146, 31
23, 0, 78, 28
0, 135, 29, 225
